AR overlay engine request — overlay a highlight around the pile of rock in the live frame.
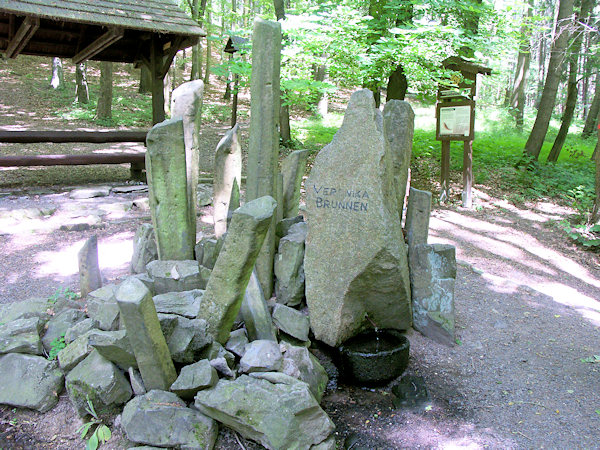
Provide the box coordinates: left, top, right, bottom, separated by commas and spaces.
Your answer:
0, 192, 331, 449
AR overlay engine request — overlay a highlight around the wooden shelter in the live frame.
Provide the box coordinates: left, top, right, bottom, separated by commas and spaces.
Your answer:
0, 0, 206, 123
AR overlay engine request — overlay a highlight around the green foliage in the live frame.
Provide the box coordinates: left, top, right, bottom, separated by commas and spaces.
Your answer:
48, 287, 79, 304
77, 397, 112, 450
47, 334, 66, 361
581, 355, 600, 363
561, 223, 600, 249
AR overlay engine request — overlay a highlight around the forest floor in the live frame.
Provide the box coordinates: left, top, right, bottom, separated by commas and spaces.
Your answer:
1, 56, 600, 449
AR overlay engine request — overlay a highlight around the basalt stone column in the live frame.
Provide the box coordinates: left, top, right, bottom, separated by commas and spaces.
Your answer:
198, 196, 277, 344
146, 118, 195, 260
171, 80, 204, 219
304, 89, 412, 347
408, 243, 456, 346
405, 187, 432, 248
116, 277, 177, 390
383, 100, 414, 218
281, 149, 309, 218
246, 18, 282, 298
213, 124, 242, 238
78, 235, 102, 297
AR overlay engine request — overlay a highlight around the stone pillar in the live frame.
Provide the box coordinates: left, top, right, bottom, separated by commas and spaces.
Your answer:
246, 18, 282, 298
405, 187, 432, 248
78, 235, 102, 297
171, 80, 205, 225
241, 270, 277, 341
197, 196, 277, 344
116, 277, 176, 390
281, 149, 309, 219
146, 118, 195, 260
213, 124, 242, 238
383, 101, 414, 219
304, 89, 412, 347
408, 243, 456, 346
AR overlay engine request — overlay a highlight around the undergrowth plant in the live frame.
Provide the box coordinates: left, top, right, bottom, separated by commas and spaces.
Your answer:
48, 287, 79, 304
77, 398, 112, 450
47, 333, 66, 360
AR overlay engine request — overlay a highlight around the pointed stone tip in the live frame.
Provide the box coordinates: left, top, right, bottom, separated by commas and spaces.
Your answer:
115, 277, 150, 304
236, 196, 277, 220
383, 99, 415, 120
146, 117, 184, 144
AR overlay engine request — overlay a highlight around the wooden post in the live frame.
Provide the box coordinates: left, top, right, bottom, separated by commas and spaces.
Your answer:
231, 73, 239, 127
462, 140, 473, 208
151, 37, 166, 124
440, 140, 450, 203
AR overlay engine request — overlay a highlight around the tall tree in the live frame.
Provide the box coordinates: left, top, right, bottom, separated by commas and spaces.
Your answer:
509, 0, 533, 132
547, 0, 595, 162
96, 61, 113, 120
203, 1, 212, 85
190, 0, 208, 81
523, 0, 575, 161
583, 73, 600, 137
139, 65, 152, 93
75, 62, 89, 104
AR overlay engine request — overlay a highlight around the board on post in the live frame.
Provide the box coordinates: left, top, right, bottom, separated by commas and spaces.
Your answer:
435, 57, 491, 207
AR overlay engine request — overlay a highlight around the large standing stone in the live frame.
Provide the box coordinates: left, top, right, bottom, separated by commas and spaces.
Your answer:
65, 350, 131, 417
146, 118, 195, 260
0, 317, 43, 355
214, 124, 242, 238
241, 270, 277, 341
274, 222, 306, 306
197, 196, 277, 344
281, 149, 309, 218
116, 277, 177, 390
122, 390, 217, 449
78, 235, 102, 297
146, 260, 202, 294
409, 243, 456, 346
405, 187, 432, 248
304, 89, 412, 347
0, 353, 64, 412
383, 100, 415, 217
130, 224, 158, 274
246, 18, 282, 298
171, 80, 205, 231
194, 375, 334, 450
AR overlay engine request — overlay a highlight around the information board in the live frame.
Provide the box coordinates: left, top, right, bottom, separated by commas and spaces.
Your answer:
435, 100, 475, 141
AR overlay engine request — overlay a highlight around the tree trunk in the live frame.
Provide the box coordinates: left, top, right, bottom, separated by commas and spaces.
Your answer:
547, 0, 594, 162
274, 0, 285, 20
523, 0, 574, 161
386, 64, 408, 102
203, 4, 212, 85
510, 0, 533, 131
75, 63, 89, 104
50, 57, 64, 90
280, 91, 291, 144
190, 0, 207, 81
583, 73, 600, 137
313, 63, 328, 116
592, 122, 600, 223
96, 61, 113, 120
139, 65, 152, 93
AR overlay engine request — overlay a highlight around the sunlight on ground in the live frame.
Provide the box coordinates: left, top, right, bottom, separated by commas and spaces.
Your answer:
430, 209, 600, 328
34, 232, 133, 278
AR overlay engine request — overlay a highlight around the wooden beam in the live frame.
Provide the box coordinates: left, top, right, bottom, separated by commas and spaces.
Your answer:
462, 140, 473, 208
151, 35, 166, 124
0, 130, 147, 144
72, 28, 124, 64
5, 17, 40, 58
160, 36, 184, 78
0, 153, 145, 167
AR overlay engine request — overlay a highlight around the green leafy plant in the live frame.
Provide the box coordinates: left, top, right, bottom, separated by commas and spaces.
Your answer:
561, 222, 600, 248
581, 355, 600, 364
77, 398, 112, 450
47, 334, 66, 360
48, 287, 79, 304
